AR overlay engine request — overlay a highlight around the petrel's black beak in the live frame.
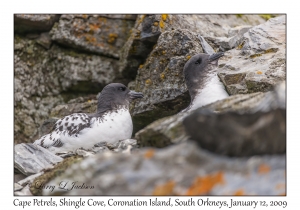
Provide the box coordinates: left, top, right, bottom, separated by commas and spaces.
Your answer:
208, 52, 224, 62
129, 91, 144, 100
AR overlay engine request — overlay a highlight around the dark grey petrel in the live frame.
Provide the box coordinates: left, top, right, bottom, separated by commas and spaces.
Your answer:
182, 36, 229, 112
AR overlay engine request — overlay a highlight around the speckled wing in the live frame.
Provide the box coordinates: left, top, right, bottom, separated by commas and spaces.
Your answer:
34, 113, 92, 148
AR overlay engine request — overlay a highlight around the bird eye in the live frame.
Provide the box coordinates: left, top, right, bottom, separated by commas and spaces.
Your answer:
195, 58, 202, 65
118, 87, 126, 91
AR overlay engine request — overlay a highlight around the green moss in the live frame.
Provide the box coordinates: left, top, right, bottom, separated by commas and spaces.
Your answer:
259, 14, 277, 20
224, 73, 246, 85
246, 80, 273, 93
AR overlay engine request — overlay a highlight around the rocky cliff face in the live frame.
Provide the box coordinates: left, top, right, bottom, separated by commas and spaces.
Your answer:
14, 14, 286, 196
14, 15, 135, 143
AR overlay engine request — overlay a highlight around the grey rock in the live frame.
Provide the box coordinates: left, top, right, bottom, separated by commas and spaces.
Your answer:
183, 108, 285, 157
135, 112, 189, 148
228, 25, 253, 37
62, 139, 138, 157
43, 142, 285, 195
198, 35, 215, 55
14, 14, 60, 33
218, 16, 286, 95
36, 32, 52, 49
14, 185, 33, 196
50, 14, 135, 58
14, 143, 63, 176
120, 14, 266, 81
14, 183, 23, 192
57, 139, 137, 158
211, 25, 252, 51
110, 139, 138, 154
75, 149, 100, 157
50, 99, 98, 119
14, 173, 27, 183
99, 14, 137, 20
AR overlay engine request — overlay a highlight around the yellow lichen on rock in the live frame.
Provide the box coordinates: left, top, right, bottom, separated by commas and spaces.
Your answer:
107, 33, 118, 44
145, 79, 152, 85
161, 14, 168, 21
159, 20, 164, 29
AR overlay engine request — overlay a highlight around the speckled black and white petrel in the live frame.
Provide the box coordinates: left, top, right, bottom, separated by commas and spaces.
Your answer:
182, 52, 228, 112
33, 83, 143, 153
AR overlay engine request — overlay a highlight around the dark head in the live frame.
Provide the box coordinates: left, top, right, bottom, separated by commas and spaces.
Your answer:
183, 52, 224, 100
97, 83, 143, 113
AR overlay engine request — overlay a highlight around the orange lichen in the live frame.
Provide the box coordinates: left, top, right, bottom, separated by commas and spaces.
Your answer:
185, 172, 225, 195
85, 35, 96, 44
139, 64, 143, 69
233, 189, 245, 196
186, 55, 191, 60
276, 183, 285, 190
258, 164, 271, 174
87, 100, 91, 103
144, 149, 155, 159
152, 180, 175, 195
153, 21, 159, 26
107, 33, 118, 44
98, 17, 107, 23
89, 23, 100, 32
96, 42, 105, 48
257, 71, 263, 74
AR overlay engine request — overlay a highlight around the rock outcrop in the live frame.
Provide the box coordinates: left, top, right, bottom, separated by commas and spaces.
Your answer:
43, 142, 285, 196
50, 15, 136, 58
218, 16, 286, 95
14, 14, 137, 144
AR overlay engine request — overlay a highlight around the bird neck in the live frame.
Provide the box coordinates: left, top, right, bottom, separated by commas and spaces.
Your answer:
186, 69, 216, 103
97, 96, 129, 114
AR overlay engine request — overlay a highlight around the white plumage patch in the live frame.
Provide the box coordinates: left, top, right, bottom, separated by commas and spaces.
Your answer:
33, 109, 133, 153
188, 72, 228, 111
